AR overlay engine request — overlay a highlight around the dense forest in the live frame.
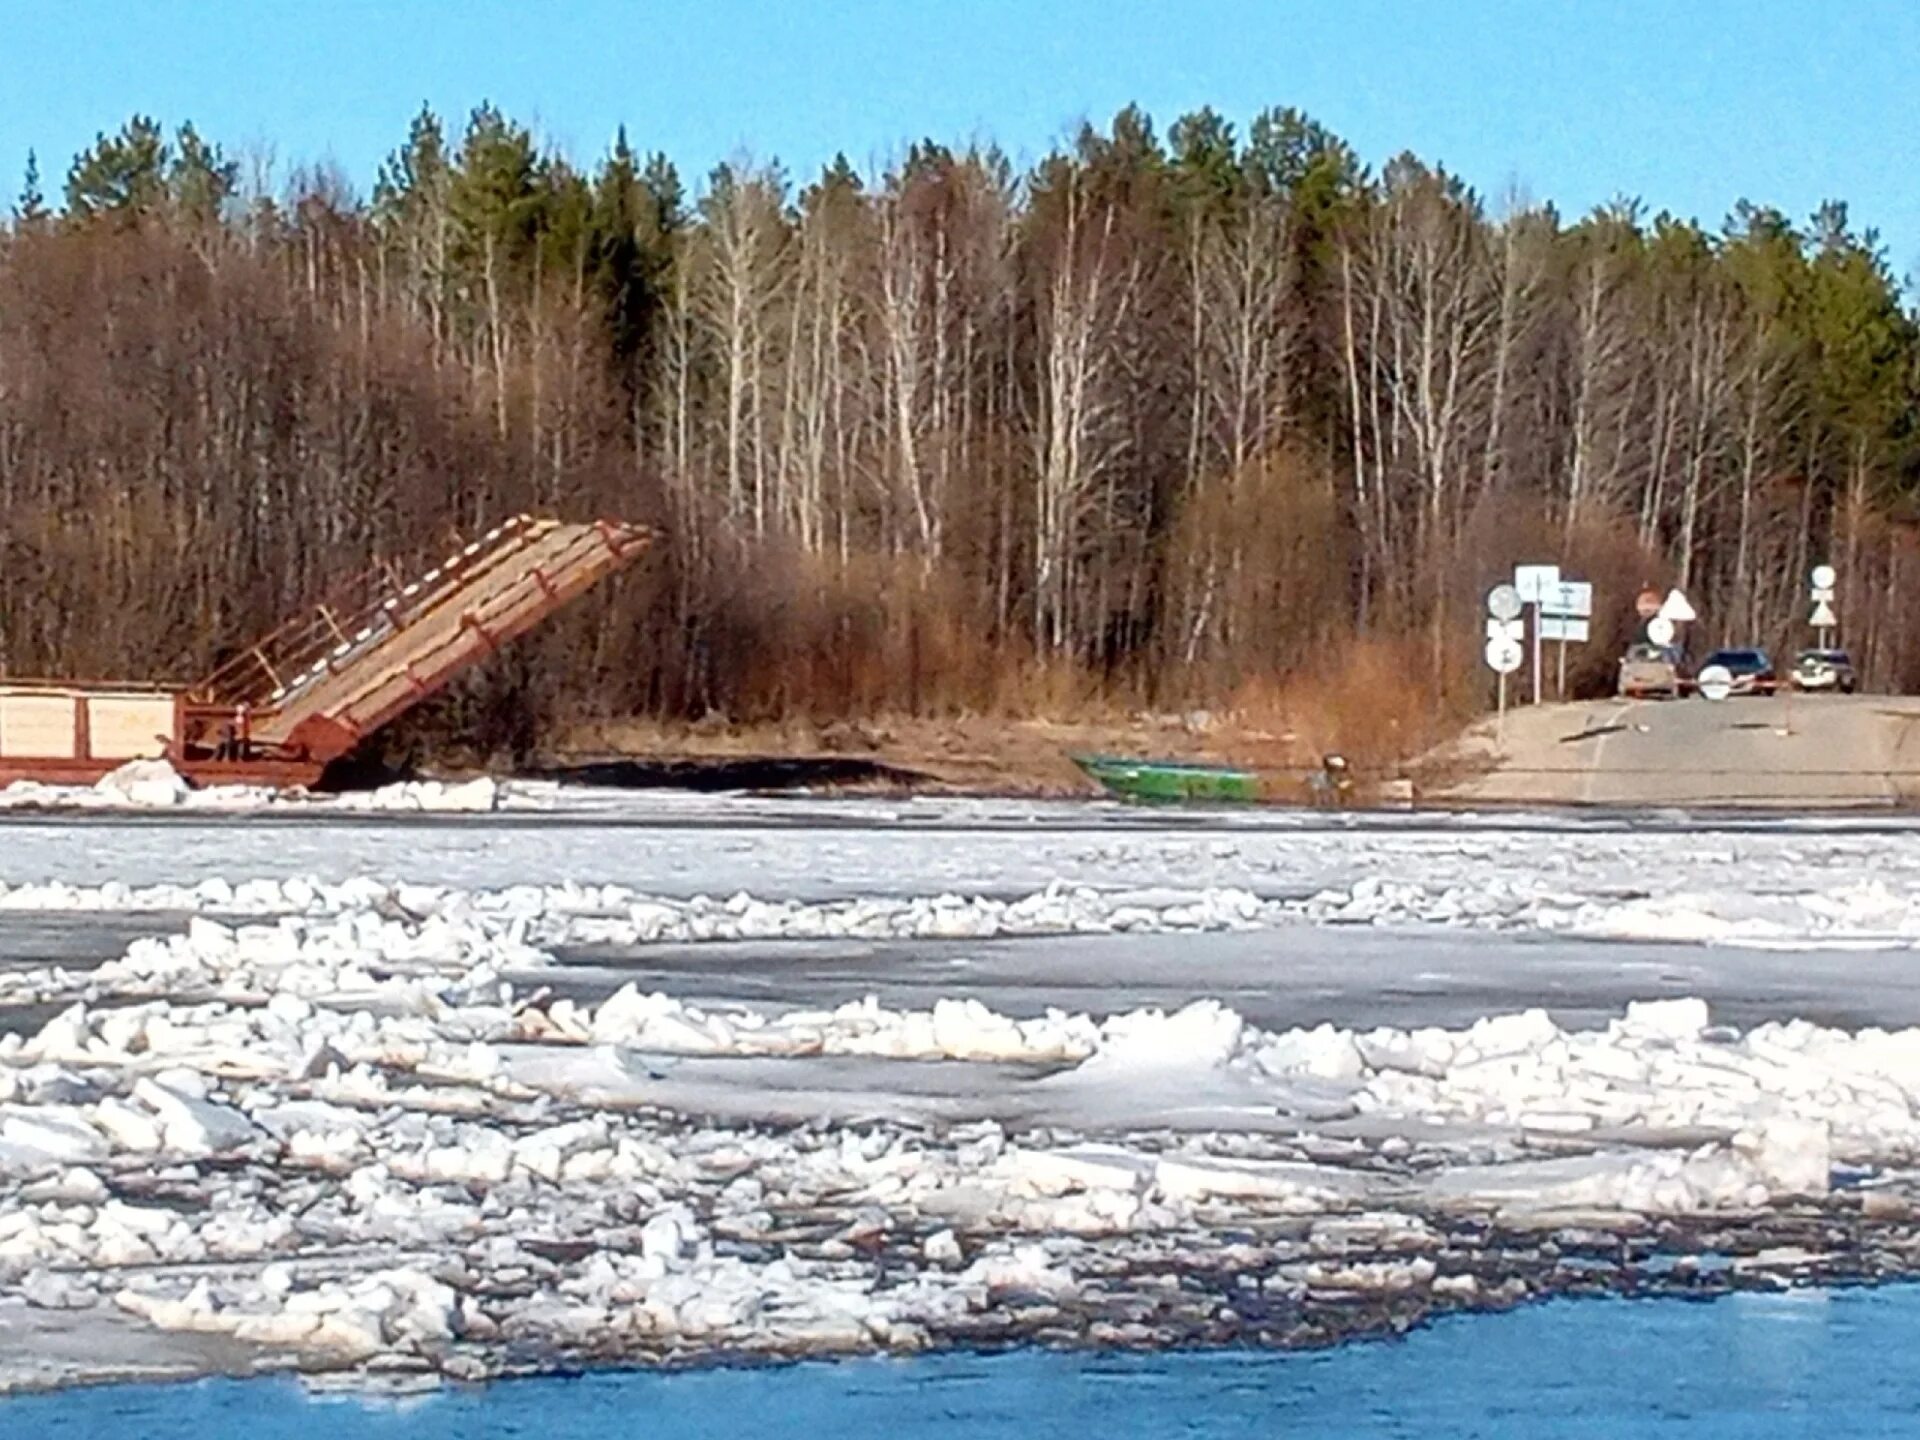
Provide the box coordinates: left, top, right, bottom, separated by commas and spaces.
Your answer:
0, 105, 1915, 755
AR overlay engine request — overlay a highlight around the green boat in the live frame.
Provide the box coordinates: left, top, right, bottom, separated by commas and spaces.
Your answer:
1071, 753, 1262, 804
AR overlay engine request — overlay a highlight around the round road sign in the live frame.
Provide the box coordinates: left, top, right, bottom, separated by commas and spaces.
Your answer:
1811, 564, 1837, 592
1487, 584, 1523, 622
1484, 636, 1524, 675
1635, 588, 1662, 620
1697, 664, 1734, 702
1646, 615, 1676, 646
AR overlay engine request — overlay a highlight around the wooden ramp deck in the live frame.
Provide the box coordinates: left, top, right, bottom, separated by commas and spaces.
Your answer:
186, 515, 652, 779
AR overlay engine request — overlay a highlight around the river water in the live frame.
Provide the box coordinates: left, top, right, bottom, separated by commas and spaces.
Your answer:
10, 1286, 1919, 1438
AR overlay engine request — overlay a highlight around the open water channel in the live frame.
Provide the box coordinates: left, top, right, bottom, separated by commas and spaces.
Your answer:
11, 1286, 1918, 1438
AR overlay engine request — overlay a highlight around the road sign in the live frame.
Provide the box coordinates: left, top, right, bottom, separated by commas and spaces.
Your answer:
1513, 565, 1561, 605
1657, 588, 1696, 624
1811, 564, 1837, 592
1484, 636, 1524, 674
1487, 584, 1523, 622
1634, 588, 1663, 620
1697, 664, 1733, 702
1811, 598, 1838, 628
1486, 617, 1524, 642
1811, 586, 1836, 603
1539, 617, 1590, 643
1542, 580, 1593, 618
1646, 615, 1676, 646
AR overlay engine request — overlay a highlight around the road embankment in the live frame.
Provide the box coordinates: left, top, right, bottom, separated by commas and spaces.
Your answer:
1435, 694, 1920, 808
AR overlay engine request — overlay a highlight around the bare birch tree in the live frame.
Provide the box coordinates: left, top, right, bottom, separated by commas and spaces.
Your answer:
1029, 172, 1140, 654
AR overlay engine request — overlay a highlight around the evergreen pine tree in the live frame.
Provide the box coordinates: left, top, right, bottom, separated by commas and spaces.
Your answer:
65, 115, 170, 216
168, 121, 237, 220
13, 149, 45, 224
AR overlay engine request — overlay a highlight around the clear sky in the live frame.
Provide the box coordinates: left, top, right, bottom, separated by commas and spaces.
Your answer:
4, 0, 1916, 279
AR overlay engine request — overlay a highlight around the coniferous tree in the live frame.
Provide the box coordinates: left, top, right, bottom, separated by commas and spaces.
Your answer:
13, 150, 45, 225
169, 121, 237, 221
64, 115, 170, 216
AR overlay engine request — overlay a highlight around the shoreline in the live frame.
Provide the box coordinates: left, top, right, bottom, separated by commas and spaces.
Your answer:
540, 714, 1332, 803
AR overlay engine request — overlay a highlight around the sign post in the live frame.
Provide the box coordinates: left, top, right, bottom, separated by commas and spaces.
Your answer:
1485, 585, 1525, 750
1512, 570, 1589, 702
1513, 565, 1560, 706
1652, 588, 1697, 687
1538, 580, 1593, 700
1810, 564, 1837, 649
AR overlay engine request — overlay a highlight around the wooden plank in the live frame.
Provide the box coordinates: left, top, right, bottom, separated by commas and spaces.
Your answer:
246, 521, 648, 760
0, 692, 81, 759
85, 694, 178, 759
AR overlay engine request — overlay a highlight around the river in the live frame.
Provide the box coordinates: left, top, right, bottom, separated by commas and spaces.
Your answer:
11, 1286, 1917, 1438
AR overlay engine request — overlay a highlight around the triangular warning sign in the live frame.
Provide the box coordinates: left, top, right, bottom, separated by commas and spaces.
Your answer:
1656, 588, 1697, 624
1810, 598, 1838, 628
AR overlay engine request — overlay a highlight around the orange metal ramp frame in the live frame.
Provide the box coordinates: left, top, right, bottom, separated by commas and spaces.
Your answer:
0, 514, 651, 788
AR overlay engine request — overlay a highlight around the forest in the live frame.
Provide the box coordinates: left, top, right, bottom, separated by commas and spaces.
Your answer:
0, 105, 1914, 759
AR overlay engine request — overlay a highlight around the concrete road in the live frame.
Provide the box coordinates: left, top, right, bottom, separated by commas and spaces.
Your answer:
1438, 693, 1920, 808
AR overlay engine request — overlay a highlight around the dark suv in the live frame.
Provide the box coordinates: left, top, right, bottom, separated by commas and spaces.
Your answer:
1698, 648, 1776, 696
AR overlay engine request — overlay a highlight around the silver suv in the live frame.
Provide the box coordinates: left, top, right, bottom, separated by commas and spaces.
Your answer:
1617, 643, 1686, 699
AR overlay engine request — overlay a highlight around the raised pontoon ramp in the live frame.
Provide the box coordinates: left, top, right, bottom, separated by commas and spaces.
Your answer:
196, 515, 650, 765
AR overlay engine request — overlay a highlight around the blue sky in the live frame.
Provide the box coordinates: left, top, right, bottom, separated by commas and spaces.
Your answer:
4, 0, 1916, 278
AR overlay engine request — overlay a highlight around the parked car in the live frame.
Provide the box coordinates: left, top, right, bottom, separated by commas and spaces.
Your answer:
1789, 648, 1858, 694
1617, 642, 1687, 699
1698, 647, 1776, 696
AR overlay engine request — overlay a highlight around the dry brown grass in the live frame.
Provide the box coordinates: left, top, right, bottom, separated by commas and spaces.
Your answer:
553, 647, 1478, 797
1225, 632, 1462, 775
539, 504, 1685, 797
686, 551, 1097, 723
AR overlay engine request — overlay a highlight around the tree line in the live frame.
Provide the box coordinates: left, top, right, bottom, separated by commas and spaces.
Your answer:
1, 105, 1915, 756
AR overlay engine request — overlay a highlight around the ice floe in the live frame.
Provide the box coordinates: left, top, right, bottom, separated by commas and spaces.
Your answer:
8, 855, 1920, 951
3, 824, 1920, 1388
0, 912, 1906, 1389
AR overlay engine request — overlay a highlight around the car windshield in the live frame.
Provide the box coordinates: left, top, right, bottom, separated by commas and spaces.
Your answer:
1625, 644, 1676, 663
1706, 649, 1766, 670
1797, 650, 1850, 665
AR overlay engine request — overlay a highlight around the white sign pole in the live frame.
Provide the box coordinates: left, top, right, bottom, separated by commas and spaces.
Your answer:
1498, 671, 1507, 752
1557, 632, 1567, 700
